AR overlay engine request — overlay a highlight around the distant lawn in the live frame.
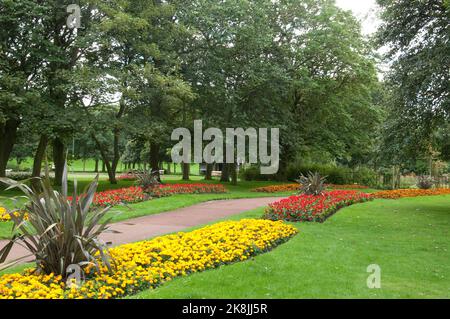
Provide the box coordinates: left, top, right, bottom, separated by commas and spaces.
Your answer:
6, 158, 201, 176
128, 195, 450, 299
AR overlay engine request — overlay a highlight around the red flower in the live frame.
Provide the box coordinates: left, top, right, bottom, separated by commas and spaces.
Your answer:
263, 190, 373, 222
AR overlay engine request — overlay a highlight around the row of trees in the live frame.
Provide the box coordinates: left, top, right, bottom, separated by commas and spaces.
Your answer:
1, 0, 381, 185
4, 0, 446, 186
375, 0, 450, 171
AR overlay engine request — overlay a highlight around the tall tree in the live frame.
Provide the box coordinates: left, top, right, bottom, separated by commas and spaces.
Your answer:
376, 0, 450, 161
0, 0, 48, 177
79, 0, 192, 183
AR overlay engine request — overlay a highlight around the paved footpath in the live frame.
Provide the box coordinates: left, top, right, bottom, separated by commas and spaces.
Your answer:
0, 197, 283, 264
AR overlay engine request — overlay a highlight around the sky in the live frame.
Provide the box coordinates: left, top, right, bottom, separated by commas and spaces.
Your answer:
335, 0, 381, 35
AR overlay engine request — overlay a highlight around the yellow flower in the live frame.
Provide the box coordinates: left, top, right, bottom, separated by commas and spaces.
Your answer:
0, 219, 297, 299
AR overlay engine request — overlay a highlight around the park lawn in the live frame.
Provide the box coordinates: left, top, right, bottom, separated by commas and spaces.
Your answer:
7, 158, 201, 176
128, 195, 450, 299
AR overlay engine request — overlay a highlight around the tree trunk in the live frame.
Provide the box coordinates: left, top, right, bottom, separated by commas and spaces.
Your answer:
102, 161, 106, 172
205, 163, 213, 180
150, 143, 161, 181
110, 127, 120, 182
0, 118, 20, 177
31, 135, 48, 190
52, 138, 65, 186
230, 163, 237, 185
91, 134, 117, 184
220, 163, 230, 182
182, 163, 190, 180
94, 159, 99, 173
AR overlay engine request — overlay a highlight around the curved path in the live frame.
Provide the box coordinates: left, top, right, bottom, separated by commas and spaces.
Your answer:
0, 197, 284, 264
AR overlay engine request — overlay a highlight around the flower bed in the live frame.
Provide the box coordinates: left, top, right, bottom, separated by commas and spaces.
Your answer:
373, 188, 450, 199
253, 184, 298, 193
0, 207, 28, 222
67, 186, 146, 208
0, 219, 297, 299
117, 173, 138, 181
263, 190, 373, 222
253, 184, 369, 193
326, 184, 369, 189
150, 183, 227, 197
66, 184, 227, 208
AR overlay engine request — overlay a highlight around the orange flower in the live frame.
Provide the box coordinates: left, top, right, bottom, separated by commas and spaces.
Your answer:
253, 184, 298, 193
326, 184, 369, 189
373, 188, 450, 199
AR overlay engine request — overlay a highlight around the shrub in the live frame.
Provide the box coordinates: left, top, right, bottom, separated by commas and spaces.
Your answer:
297, 172, 326, 195
351, 166, 378, 187
416, 175, 434, 189
0, 166, 114, 278
238, 165, 274, 181
263, 190, 373, 222
286, 163, 349, 184
286, 163, 378, 186
135, 170, 161, 195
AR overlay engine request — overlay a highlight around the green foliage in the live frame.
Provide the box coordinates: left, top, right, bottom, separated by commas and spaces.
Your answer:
286, 163, 347, 184
297, 172, 326, 196
286, 162, 378, 186
1, 0, 382, 185
238, 166, 273, 182
376, 0, 450, 163
0, 165, 115, 278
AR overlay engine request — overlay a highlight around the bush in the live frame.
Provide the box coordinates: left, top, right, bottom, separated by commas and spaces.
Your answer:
286, 163, 349, 184
297, 172, 326, 195
238, 165, 274, 181
286, 162, 378, 186
351, 166, 378, 187
135, 170, 160, 194
416, 175, 434, 189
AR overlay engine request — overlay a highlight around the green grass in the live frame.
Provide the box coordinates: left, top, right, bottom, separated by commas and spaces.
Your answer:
127, 195, 450, 299
1, 194, 449, 298
7, 158, 201, 175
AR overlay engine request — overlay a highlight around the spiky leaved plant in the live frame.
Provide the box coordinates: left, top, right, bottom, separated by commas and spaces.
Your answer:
0, 164, 116, 278
136, 169, 161, 195
296, 171, 327, 196
416, 175, 434, 189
